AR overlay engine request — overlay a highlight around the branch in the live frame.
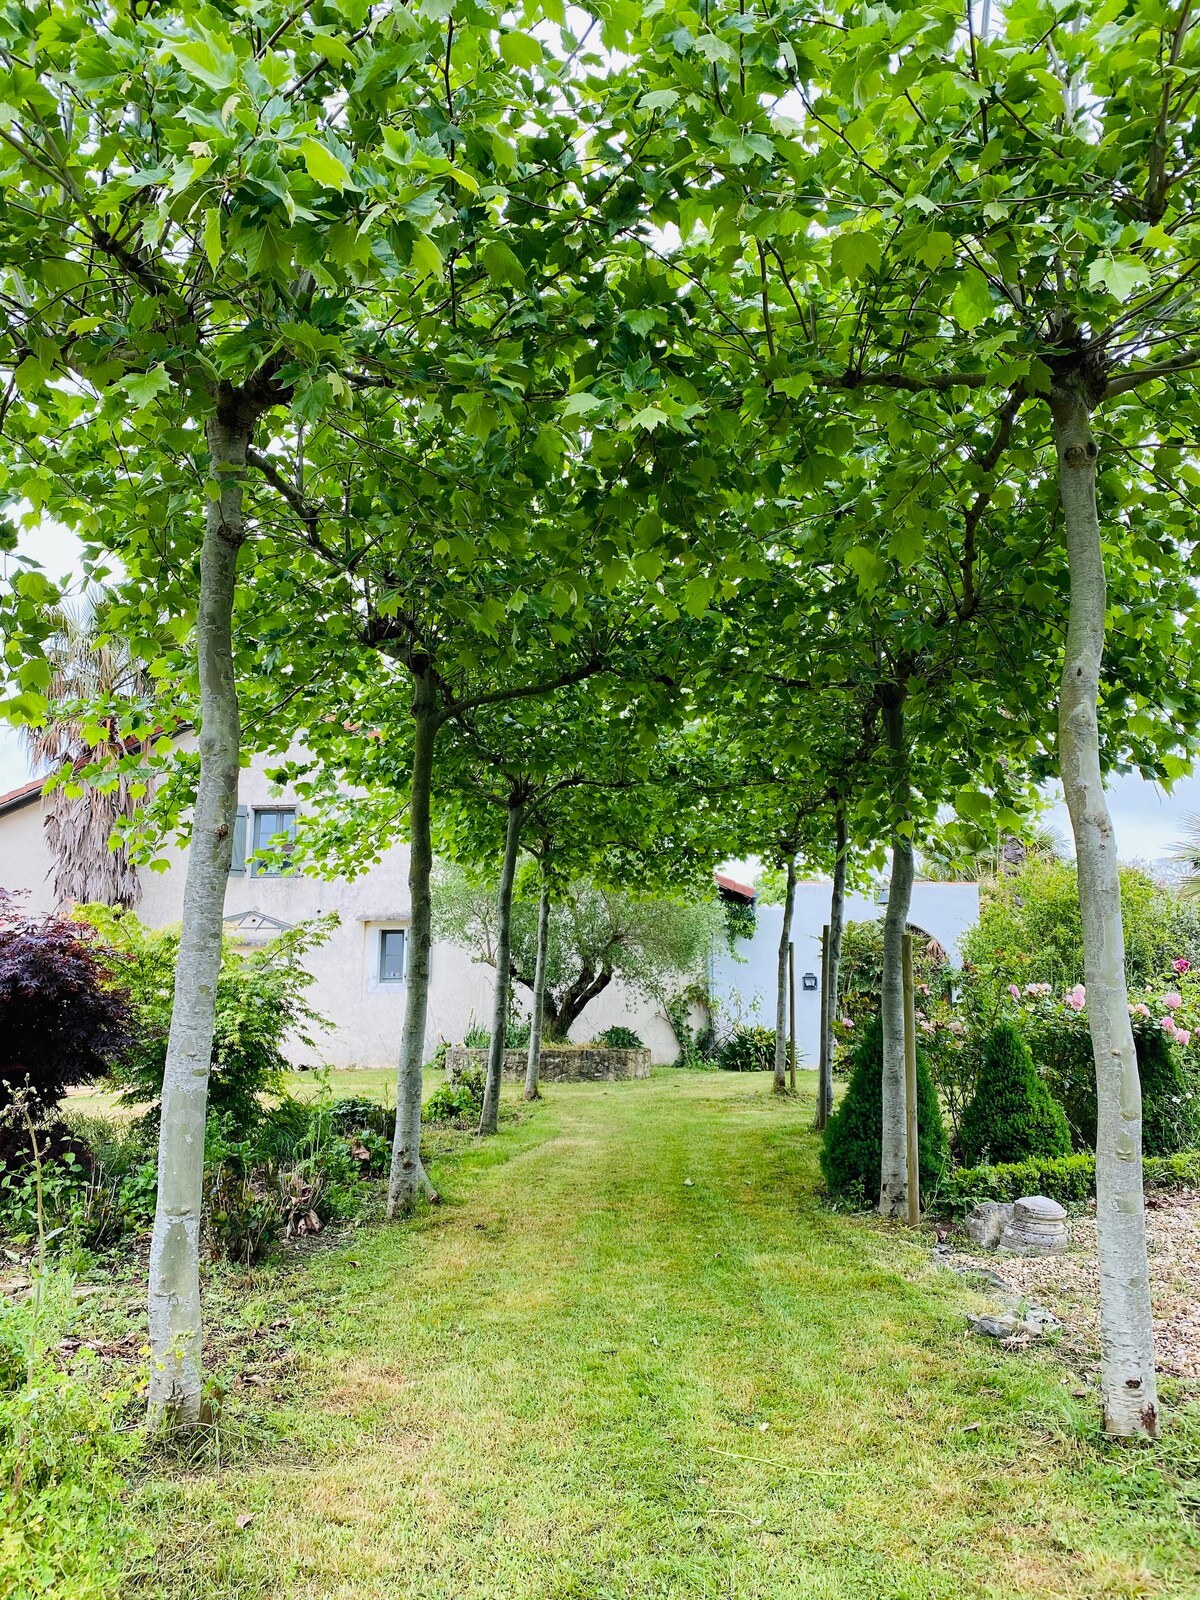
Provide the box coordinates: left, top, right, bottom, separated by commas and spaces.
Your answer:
815, 368, 991, 394
245, 445, 341, 562
1104, 347, 1200, 397
445, 658, 604, 718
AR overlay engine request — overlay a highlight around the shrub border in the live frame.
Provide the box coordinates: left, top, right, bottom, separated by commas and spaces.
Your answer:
931, 1149, 1200, 1215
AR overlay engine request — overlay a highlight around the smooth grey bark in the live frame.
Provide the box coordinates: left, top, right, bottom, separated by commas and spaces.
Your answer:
147, 409, 249, 1430
1052, 377, 1158, 1438
774, 854, 797, 1092
387, 667, 441, 1215
816, 805, 847, 1130
523, 865, 551, 1100
479, 794, 525, 1135
879, 698, 914, 1218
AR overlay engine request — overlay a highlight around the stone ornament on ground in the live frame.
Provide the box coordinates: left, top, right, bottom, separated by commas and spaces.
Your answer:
999, 1196, 1069, 1256
965, 1200, 1013, 1249
964, 1195, 1069, 1256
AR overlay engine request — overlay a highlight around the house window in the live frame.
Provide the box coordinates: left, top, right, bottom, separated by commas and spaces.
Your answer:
379, 929, 407, 982
250, 808, 297, 876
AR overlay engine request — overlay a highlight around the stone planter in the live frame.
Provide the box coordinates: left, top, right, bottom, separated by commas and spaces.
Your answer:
445, 1045, 652, 1084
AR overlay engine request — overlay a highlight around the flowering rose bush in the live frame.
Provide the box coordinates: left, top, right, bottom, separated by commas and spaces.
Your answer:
1000, 971, 1200, 1156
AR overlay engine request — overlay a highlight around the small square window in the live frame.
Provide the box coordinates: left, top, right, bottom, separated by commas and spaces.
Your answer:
250, 808, 296, 876
379, 929, 407, 982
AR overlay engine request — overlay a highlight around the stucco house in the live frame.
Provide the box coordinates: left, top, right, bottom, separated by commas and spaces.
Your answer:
0, 754, 979, 1068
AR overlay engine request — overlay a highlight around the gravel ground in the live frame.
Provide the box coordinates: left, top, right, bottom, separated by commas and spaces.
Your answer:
945, 1189, 1200, 1386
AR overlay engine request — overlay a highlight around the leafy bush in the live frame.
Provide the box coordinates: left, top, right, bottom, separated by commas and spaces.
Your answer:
934, 1148, 1200, 1215
1027, 1007, 1200, 1156
820, 1013, 949, 1207
0, 1109, 155, 1255
962, 856, 1200, 1027
0, 903, 133, 1115
425, 1067, 485, 1127
0, 1272, 139, 1598
81, 907, 331, 1132
327, 1096, 394, 1141
718, 1025, 776, 1072
958, 1022, 1072, 1167
201, 1103, 370, 1264
427, 1041, 450, 1074
462, 1022, 490, 1049
598, 1026, 645, 1050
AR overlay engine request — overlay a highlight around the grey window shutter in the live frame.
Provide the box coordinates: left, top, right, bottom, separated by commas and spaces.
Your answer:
230, 806, 248, 875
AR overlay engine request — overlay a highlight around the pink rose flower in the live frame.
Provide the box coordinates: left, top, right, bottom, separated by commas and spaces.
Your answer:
1065, 985, 1086, 1011
1133, 1003, 1151, 1018
948, 1020, 964, 1035
1177, 1029, 1192, 1047
1165, 993, 1183, 1010
1008, 984, 1021, 999
840, 1017, 854, 1029
1172, 959, 1191, 975
1161, 1016, 1178, 1036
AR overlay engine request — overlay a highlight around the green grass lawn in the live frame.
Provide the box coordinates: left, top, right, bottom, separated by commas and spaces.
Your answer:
127, 1069, 1200, 1599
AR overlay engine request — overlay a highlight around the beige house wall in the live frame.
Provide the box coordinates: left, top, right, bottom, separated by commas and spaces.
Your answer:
0, 750, 686, 1067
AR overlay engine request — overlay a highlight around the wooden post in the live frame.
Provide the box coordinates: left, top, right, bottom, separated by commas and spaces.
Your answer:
902, 931, 920, 1226
788, 940, 797, 1093
815, 924, 830, 1129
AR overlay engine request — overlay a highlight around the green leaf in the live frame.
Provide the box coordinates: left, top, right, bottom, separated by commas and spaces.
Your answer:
562, 391, 604, 417
916, 231, 954, 270
951, 265, 992, 331
410, 232, 443, 279
120, 366, 172, 410
172, 35, 238, 93
639, 89, 680, 111
629, 404, 669, 431
845, 545, 886, 593
694, 33, 736, 63
831, 232, 881, 282
498, 32, 543, 68
203, 207, 222, 274
300, 138, 352, 193
481, 240, 527, 289
1087, 256, 1151, 299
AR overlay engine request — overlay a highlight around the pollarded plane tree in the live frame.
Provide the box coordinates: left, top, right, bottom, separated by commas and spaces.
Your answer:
0, 0, 555, 1431
766, 0, 1200, 1438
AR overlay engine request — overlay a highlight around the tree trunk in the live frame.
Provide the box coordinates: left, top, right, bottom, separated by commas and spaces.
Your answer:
774, 854, 797, 1092
147, 408, 249, 1431
479, 794, 525, 1135
387, 666, 441, 1215
879, 696, 914, 1218
817, 805, 847, 1129
544, 965, 613, 1040
1053, 379, 1158, 1438
524, 865, 551, 1100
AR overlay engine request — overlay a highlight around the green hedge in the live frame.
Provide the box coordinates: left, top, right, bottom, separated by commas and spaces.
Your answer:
933, 1149, 1200, 1215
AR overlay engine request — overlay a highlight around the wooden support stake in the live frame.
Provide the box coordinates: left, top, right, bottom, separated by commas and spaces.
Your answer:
815, 924, 830, 1129
902, 931, 920, 1226
788, 940, 797, 1093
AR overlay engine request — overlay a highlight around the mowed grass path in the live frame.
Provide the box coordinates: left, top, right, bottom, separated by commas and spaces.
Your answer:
135, 1072, 1200, 1599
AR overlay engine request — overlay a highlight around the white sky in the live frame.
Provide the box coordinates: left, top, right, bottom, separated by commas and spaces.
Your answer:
2, 525, 1198, 865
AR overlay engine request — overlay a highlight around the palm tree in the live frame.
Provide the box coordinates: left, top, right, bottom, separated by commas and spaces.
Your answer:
1171, 815, 1200, 899
20, 594, 146, 909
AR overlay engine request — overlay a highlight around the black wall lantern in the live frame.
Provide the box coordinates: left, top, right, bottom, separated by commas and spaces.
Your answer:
802, 972, 819, 992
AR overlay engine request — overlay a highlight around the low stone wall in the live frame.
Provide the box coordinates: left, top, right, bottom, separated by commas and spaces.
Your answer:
445, 1046, 652, 1084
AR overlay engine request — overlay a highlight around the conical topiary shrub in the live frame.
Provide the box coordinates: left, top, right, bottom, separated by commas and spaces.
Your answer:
819, 1013, 948, 1207
958, 1021, 1072, 1168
